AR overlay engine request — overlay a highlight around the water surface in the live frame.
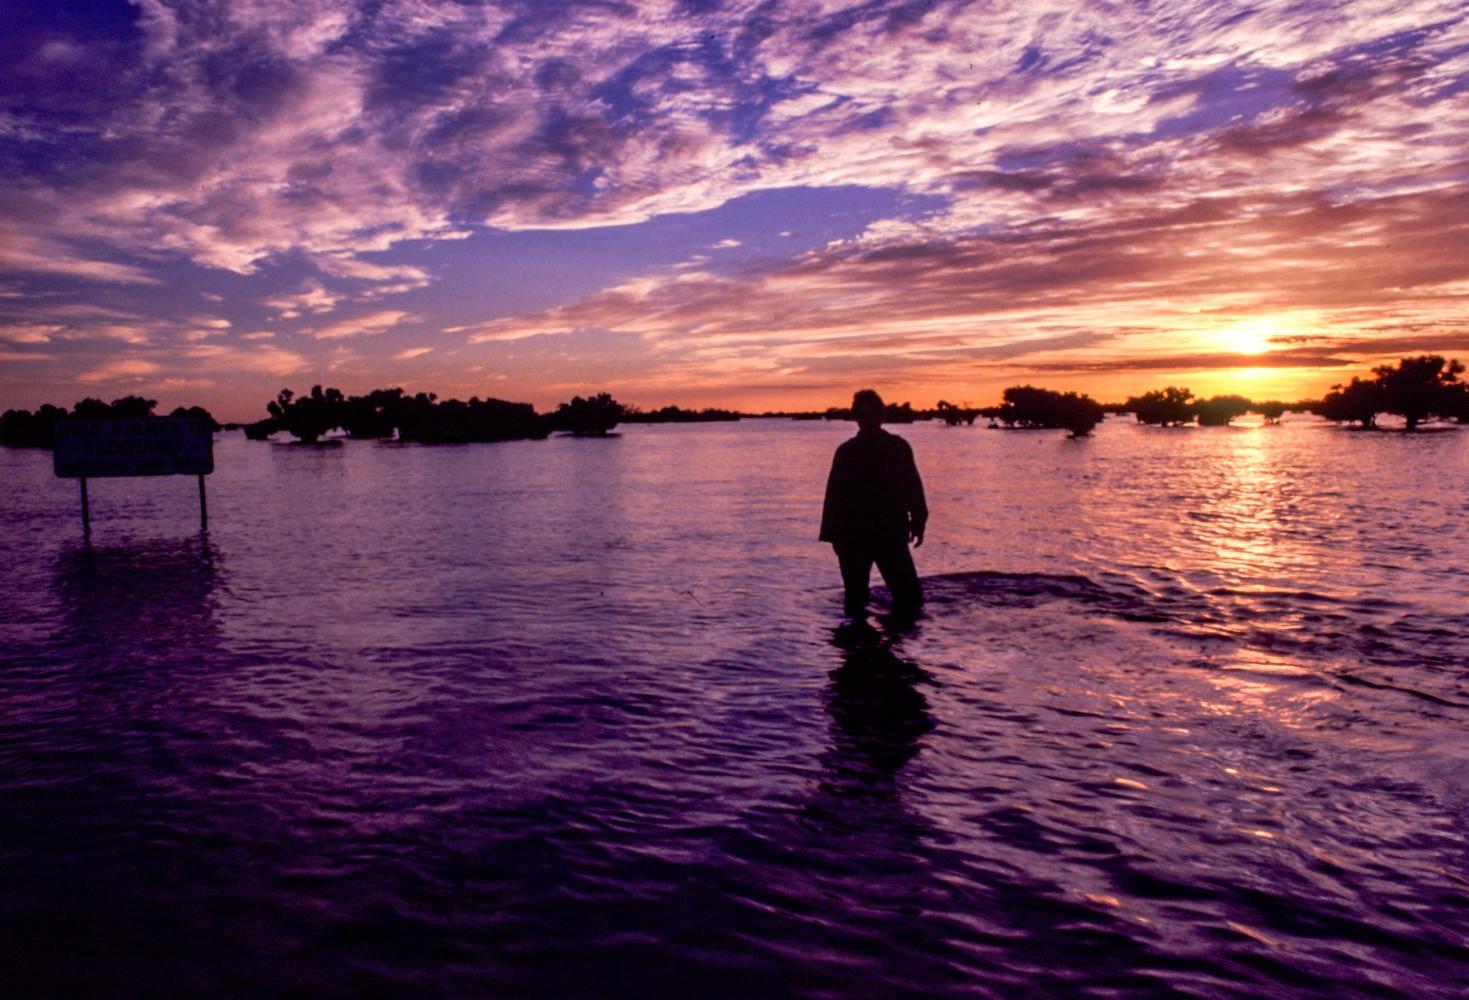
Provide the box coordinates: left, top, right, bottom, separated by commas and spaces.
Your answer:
2, 418, 1467, 996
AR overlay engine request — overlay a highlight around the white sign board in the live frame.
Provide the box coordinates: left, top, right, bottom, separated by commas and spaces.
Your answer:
54, 417, 214, 478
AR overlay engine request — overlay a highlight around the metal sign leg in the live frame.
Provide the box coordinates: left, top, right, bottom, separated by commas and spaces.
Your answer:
80, 477, 91, 543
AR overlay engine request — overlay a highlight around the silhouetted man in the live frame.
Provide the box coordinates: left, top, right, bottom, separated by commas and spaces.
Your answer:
820, 389, 927, 619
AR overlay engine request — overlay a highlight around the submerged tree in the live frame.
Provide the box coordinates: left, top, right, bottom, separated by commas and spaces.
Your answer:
620, 405, 741, 423
934, 400, 980, 426
1251, 400, 1288, 424
1372, 354, 1465, 430
107, 395, 159, 419
339, 387, 405, 439
71, 397, 116, 419
1194, 394, 1252, 427
397, 395, 546, 443
0, 404, 68, 447
550, 392, 624, 435
1314, 377, 1385, 428
883, 400, 917, 424
267, 385, 343, 443
168, 405, 220, 430
1127, 387, 1195, 426
1447, 383, 1469, 424
996, 385, 1105, 437
3, 396, 215, 448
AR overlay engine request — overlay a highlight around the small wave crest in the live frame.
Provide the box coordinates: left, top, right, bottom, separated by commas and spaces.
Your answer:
909, 570, 1469, 707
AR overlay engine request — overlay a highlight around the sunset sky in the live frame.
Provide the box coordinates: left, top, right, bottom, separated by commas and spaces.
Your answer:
2, 0, 1467, 420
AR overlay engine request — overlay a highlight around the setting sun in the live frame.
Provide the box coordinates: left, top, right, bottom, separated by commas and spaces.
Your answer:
1220, 319, 1278, 356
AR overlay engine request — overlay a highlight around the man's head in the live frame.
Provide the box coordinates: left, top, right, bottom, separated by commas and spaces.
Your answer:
851, 389, 885, 431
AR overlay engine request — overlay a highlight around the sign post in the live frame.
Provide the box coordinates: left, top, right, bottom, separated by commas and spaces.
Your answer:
53, 416, 215, 538
80, 477, 91, 541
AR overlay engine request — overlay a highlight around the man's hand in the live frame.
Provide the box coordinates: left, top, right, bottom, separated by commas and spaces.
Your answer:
910, 524, 925, 547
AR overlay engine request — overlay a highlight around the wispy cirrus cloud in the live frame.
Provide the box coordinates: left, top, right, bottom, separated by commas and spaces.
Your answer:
313, 309, 415, 340
77, 358, 161, 383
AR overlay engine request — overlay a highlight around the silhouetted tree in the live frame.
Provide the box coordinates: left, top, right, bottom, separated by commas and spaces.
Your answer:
396, 395, 546, 443
243, 418, 277, 440
550, 393, 623, 435
1314, 377, 1385, 428
934, 400, 979, 426
4, 397, 218, 448
168, 405, 220, 430
1447, 383, 1469, 424
884, 401, 917, 424
1372, 354, 1465, 430
108, 395, 158, 419
340, 388, 404, 439
267, 385, 343, 443
621, 405, 741, 423
997, 385, 1105, 437
0, 404, 68, 447
71, 398, 114, 419
1127, 387, 1195, 426
1195, 394, 1252, 427
1320, 385, 1360, 427
1251, 400, 1288, 424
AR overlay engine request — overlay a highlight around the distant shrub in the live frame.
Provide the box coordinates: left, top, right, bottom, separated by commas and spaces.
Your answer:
0, 404, 68, 447
1373, 355, 1465, 430
1313, 377, 1386, 428
1195, 395, 1252, 427
934, 400, 980, 426
1127, 387, 1195, 426
243, 418, 277, 440
339, 388, 405, 439
884, 401, 917, 424
549, 393, 624, 435
397, 395, 546, 443
267, 385, 343, 443
168, 405, 220, 430
1251, 400, 1288, 424
997, 385, 1105, 437
621, 405, 740, 423
1, 397, 216, 448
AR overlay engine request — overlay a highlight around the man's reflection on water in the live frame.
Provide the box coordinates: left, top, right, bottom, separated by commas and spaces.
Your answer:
821, 632, 935, 802
809, 622, 937, 838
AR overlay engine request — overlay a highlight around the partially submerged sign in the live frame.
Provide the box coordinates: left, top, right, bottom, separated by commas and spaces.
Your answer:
54, 416, 214, 479
54, 416, 215, 539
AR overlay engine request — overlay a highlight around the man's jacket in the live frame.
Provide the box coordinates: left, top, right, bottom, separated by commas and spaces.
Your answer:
819, 428, 927, 547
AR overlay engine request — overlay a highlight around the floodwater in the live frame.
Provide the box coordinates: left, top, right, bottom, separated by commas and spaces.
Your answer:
2, 417, 1467, 997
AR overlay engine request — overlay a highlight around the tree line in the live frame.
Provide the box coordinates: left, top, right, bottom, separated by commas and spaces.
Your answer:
1121, 355, 1468, 430
250, 388, 737, 442
0, 387, 740, 449
251, 387, 645, 443
0, 396, 219, 448
4, 355, 1465, 449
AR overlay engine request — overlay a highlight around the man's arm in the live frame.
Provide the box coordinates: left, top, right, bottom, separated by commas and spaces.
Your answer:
905, 442, 927, 547
818, 446, 849, 542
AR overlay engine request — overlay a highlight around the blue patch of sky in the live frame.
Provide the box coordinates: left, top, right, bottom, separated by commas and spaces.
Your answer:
1148, 64, 1299, 141
366, 185, 948, 326
3, 0, 140, 53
